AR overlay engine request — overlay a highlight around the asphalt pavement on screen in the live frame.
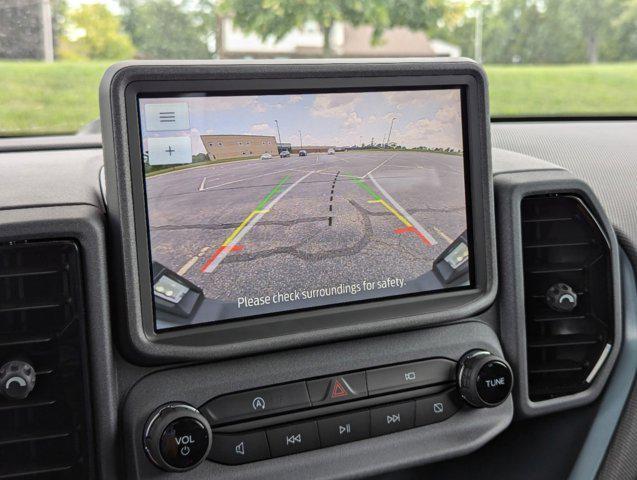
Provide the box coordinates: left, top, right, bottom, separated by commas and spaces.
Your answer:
146, 150, 467, 311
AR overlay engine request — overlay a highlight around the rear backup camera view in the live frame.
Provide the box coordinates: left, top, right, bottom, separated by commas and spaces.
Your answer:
139, 89, 471, 331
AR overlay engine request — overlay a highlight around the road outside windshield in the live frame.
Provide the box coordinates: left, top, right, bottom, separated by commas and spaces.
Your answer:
140, 90, 471, 329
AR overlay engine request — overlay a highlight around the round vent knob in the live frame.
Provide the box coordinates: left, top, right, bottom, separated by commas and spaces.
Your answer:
144, 403, 212, 472
457, 350, 513, 408
0, 360, 36, 400
546, 283, 578, 312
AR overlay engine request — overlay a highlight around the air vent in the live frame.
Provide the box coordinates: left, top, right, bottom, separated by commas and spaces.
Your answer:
521, 195, 613, 402
0, 241, 93, 479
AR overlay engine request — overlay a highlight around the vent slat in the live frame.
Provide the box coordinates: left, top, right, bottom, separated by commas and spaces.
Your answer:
0, 269, 59, 280
0, 241, 93, 479
0, 430, 71, 447
0, 464, 74, 479
0, 334, 53, 348
531, 315, 588, 323
524, 241, 591, 249
528, 334, 600, 349
0, 303, 63, 314
529, 360, 585, 375
528, 266, 585, 275
522, 195, 614, 401
522, 216, 573, 223
0, 397, 56, 412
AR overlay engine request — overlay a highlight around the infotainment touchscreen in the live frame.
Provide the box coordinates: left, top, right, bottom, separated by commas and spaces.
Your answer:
138, 88, 473, 331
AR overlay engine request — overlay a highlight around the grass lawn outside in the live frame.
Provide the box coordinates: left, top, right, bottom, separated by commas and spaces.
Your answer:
1, 60, 637, 136
0, 61, 111, 136
487, 63, 637, 117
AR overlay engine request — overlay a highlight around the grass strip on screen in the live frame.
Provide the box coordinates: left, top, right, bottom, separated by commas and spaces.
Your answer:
2, 61, 637, 136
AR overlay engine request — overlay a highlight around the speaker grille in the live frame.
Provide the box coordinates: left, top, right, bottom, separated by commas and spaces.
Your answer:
521, 195, 614, 401
0, 241, 93, 479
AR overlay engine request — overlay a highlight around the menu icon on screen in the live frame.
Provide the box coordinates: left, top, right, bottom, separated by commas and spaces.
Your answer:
145, 103, 190, 131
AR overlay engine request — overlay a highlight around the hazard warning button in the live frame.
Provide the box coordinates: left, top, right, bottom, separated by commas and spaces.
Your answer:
307, 372, 368, 406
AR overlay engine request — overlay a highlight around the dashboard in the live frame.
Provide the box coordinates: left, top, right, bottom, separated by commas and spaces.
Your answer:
0, 59, 635, 480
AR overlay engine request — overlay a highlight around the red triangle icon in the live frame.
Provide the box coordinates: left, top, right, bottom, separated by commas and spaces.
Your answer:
331, 378, 349, 398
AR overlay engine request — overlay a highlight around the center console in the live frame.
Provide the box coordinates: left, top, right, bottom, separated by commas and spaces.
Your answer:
94, 59, 620, 479
142, 350, 511, 472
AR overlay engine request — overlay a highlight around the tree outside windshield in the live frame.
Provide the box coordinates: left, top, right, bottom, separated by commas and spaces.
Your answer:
1, 0, 636, 136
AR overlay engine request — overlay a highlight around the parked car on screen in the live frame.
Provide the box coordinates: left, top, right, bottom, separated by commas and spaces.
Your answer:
327, 148, 335, 155
280, 150, 290, 158
299, 150, 307, 156
260, 153, 273, 160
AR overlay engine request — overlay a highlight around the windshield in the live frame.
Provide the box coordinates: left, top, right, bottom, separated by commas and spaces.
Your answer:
1, 0, 636, 137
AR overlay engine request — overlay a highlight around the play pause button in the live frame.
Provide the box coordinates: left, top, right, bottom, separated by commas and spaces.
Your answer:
317, 411, 370, 447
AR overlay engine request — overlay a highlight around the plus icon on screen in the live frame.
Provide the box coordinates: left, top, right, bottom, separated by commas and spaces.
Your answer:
165, 145, 175, 156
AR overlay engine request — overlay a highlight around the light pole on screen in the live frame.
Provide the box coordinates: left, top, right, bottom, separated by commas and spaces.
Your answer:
298, 130, 302, 148
386, 117, 397, 147
274, 119, 282, 144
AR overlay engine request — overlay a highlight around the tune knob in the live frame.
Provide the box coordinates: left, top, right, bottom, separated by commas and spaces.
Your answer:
144, 403, 212, 472
0, 360, 36, 400
457, 350, 513, 408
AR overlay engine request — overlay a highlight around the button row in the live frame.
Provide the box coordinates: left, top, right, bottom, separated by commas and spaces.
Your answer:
202, 359, 455, 425
209, 389, 460, 465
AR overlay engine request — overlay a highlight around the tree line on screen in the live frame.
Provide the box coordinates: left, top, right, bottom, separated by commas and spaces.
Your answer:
52, 0, 637, 64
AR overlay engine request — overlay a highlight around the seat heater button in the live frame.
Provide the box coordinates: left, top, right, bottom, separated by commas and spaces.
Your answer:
266, 421, 320, 457
366, 359, 455, 395
370, 401, 415, 436
209, 431, 270, 465
307, 372, 367, 406
317, 410, 370, 447
203, 382, 310, 424
415, 389, 461, 426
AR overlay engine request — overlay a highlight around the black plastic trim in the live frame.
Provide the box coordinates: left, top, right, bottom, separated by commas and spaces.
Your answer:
100, 58, 497, 365
121, 320, 512, 479
0, 205, 119, 479
494, 169, 622, 418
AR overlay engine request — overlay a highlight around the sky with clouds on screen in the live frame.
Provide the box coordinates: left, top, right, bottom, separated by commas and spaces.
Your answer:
139, 89, 463, 155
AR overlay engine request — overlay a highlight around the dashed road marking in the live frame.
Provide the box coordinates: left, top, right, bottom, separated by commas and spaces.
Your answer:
433, 226, 453, 244
177, 246, 211, 276
362, 157, 390, 179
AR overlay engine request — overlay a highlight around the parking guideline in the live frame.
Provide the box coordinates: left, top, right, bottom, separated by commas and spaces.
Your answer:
201, 172, 312, 273
346, 173, 437, 247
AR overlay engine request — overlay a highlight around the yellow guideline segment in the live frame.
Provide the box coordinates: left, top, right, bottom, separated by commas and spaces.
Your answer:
368, 199, 412, 228
222, 209, 270, 246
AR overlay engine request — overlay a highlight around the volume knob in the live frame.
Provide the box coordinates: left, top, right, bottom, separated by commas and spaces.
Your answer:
143, 403, 212, 472
457, 350, 513, 408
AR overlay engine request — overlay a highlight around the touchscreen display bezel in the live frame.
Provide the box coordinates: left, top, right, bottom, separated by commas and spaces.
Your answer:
101, 60, 496, 363
137, 86, 475, 333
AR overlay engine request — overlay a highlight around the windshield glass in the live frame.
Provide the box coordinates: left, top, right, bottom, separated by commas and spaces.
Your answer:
1, 0, 636, 136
